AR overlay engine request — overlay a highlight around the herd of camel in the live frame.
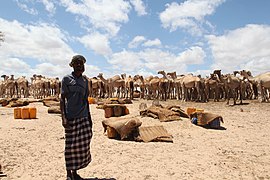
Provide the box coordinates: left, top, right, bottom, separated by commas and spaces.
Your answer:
0, 70, 270, 105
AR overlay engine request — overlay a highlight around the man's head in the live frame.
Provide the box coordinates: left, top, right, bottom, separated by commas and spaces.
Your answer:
69, 55, 86, 74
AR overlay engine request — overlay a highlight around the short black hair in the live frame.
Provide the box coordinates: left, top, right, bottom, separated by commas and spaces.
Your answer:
69, 55, 86, 67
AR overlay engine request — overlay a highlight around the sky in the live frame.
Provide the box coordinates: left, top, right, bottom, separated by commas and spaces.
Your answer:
0, 0, 270, 80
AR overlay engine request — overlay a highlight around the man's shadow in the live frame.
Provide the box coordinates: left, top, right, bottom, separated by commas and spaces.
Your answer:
83, 178, 116, 180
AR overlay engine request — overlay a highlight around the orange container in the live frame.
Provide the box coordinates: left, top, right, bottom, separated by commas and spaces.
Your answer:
88, 97, 95, 104
104, 107, 113, 118
29, 107, 37, 119
107, 126, 118, 138
14, 107, 22, 119
125, 107, 130, 115
186, 107, 196, 116
21, 107, 30, 119
196, 108, 204, 113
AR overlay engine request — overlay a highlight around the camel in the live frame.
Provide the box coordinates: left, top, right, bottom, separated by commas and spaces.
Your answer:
133, 75, 146, 99
1, 75, 16, 98
147, 76, 160, 100
97, 73, 111, 98
0, 75, 6, 97
48, 77, 60, 97
121, 73, 134, 99
89, 77, 104, 98
97, 73, 125, 98
181, 74, 202, 102
15, 76, 29, 98
247, 72, 270, 102
31, 74, 46, 99
158, 70, 173, 101
204, 73, 221, 102
167, 72, 183, 100
222, 74, 243, 105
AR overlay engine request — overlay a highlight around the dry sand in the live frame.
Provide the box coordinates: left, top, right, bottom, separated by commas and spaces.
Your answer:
0, 99, 270, 180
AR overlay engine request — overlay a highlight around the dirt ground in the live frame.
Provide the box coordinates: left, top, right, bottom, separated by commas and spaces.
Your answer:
0, 98, 270, 180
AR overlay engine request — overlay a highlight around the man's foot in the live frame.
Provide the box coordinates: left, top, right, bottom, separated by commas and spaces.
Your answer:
73, 171, 83, 180
66, 175, 73, 180
67, 170, 73, 180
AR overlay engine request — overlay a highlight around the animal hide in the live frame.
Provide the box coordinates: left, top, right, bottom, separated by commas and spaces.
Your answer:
102, 117, 142, 140
140, 105, 184, 122
136, 125, 173, 143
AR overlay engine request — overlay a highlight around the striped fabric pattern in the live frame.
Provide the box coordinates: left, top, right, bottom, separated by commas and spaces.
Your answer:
65, 117, 92, 170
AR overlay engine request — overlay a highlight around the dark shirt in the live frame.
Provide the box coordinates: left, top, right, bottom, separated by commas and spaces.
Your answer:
61, 72, 89, 120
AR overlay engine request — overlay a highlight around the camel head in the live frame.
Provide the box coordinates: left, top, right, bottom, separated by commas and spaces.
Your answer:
97, 73, 103, 78
167, 72, 176, 78
121, 73, 126, 79
157, 70, 165, 75
1, 75, 6, 79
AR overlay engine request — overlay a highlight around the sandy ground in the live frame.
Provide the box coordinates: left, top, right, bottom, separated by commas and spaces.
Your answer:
0, 98, 270, 180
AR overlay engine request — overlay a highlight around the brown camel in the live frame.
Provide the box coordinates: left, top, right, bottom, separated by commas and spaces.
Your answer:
16, 76, 29, 98
121, 73, 134, 99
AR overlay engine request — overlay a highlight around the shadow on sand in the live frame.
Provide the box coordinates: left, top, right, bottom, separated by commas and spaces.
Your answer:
83, 178, 116, 180
204, 126, 227, 130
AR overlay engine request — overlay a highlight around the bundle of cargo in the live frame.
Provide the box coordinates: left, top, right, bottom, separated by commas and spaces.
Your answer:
103, 104, 129, 118
102, 117, 142, 140
140, 104, 187, 122
189, 111, 224, 129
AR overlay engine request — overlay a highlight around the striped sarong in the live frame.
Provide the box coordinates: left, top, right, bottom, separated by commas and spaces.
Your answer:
65, 116, 92, 170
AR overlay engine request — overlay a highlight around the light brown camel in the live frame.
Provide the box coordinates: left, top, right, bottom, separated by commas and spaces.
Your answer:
2, 75, 16, 98
181, 74, 202, 102
48, 77, 60, 97
133, 75, 146, 99
157, 70, 171, 101
16, 76, 29, 98
167, 72, 183, 100
89, 77, 104, 98
222, 74, 243, 105
121, 73, 134, 99
31, 74, 46, 99
97, 73, 124, 98
247, 72, 270, 102
148, 76, 160, 100
204, 73, 220, 102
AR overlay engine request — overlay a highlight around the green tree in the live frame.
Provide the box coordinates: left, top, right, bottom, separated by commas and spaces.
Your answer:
0, 31, 4, 44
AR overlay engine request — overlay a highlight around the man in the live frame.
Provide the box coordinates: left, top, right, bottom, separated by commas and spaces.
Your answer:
60, 55, 92, 180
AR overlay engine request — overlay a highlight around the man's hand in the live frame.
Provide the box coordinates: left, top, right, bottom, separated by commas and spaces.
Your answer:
62, 117, 71, 129
88, 116, 92, 128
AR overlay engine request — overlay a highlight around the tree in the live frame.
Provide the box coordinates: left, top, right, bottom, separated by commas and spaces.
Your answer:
0, 31, 4, 44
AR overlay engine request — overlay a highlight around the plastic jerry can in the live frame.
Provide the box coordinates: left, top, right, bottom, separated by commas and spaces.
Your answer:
186, 107, 196, 116
21, 107, 30, 119
107, 126, 118, 138
104, 107, 113, 118
29, 107, 37, 119
88, 97, 95, 104
14, 107, 22, 119
125, 107, 130, 115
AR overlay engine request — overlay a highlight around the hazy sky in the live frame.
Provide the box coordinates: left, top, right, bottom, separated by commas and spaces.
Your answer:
1, 0, 270, 79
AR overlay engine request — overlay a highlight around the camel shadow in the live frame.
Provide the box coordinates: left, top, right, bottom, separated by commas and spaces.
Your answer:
199, 124, 227, 130
227, 102, 250, 106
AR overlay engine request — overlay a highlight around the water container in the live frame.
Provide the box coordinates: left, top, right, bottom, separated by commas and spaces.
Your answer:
29, 107, 37, 119
196, 108, 204, 113
21, 107, 30, 119
14, 107, 22, 119
107, 126, 118, 138
104, 107, 113, 118
125, 107, 130, 115
186, 107, 196, 117
88, 97, 95, 104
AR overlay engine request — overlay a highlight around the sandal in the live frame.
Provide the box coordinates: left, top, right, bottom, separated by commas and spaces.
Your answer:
73, 172, 83, 180
66, 176, 73, 180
